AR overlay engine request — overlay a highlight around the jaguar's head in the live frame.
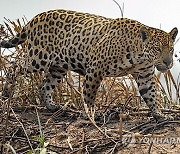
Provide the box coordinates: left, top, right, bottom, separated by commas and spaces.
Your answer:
139, 26, 178, 73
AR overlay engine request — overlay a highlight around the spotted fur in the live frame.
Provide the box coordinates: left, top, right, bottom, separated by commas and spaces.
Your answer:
1, 9, 178, 120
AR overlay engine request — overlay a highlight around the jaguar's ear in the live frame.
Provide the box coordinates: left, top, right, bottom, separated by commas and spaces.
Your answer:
169, 27, 178, 42
139, 26, 151, 42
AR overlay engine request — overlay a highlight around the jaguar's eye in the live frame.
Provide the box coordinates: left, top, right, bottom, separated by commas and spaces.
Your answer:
154, 47, 161, 52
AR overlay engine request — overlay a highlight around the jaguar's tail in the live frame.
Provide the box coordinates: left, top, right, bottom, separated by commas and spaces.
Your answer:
0, 27, 27, 48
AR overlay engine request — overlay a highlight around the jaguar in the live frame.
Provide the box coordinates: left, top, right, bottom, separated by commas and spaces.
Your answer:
1, 9, 178, 120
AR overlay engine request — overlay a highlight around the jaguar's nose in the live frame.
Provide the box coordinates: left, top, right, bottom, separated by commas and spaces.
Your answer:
163, 57, 171, 67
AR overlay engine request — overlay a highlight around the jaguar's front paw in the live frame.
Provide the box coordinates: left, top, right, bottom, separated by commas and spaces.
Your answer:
46, 103, 61, 112
152, 112, 174, 121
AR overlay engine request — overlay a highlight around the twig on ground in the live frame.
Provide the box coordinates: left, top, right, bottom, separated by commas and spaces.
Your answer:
77, 128, 85, 154
10, 107, 33, 151
0, 82, 14, 153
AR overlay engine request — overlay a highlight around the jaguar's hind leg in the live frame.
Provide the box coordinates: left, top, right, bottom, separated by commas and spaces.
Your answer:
39, 67, 67, 111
